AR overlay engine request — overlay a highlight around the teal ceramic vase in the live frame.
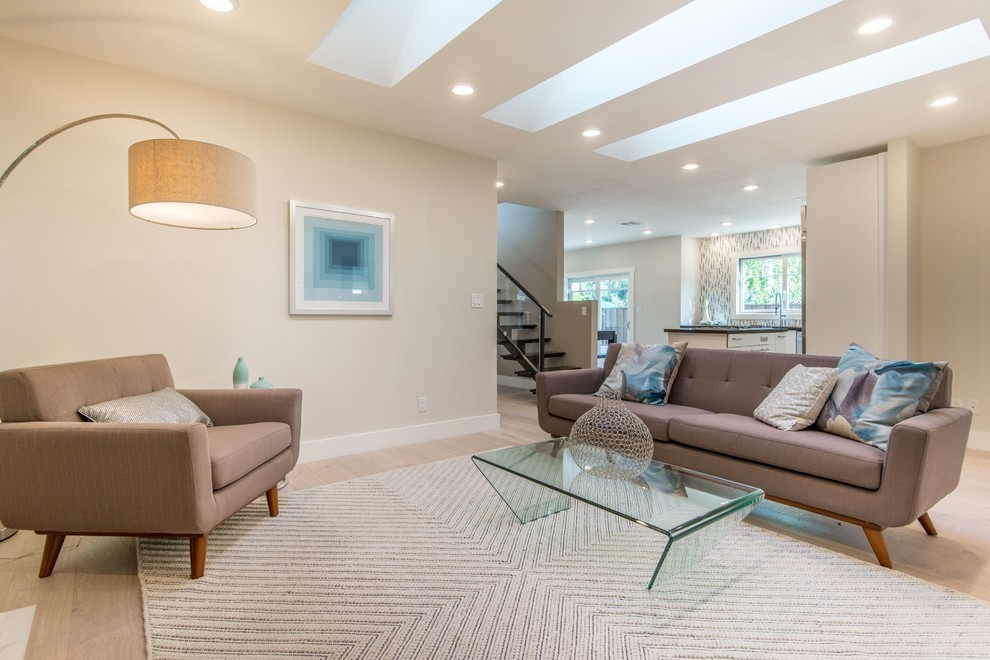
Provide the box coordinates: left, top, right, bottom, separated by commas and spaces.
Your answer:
233, 357, 249, 389
250, 376, 274, 389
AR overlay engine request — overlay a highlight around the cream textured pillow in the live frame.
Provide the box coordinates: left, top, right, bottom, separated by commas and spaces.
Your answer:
79, 387, 213, 426
754, 365, 838, 431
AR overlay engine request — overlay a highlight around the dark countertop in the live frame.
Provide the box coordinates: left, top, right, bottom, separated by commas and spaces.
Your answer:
664, 326, 795, 334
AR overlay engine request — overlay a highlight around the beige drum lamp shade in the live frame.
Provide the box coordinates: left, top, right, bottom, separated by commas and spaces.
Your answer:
129, 139, 257, 229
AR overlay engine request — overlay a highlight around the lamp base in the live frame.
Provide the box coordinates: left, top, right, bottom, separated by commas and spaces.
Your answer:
0, 526, 17, 542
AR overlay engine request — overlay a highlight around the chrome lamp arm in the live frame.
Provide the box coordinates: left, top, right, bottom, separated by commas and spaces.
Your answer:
0, 113, 179, 190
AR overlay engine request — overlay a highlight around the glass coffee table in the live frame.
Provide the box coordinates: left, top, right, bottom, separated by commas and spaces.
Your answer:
472, 439, 764, 589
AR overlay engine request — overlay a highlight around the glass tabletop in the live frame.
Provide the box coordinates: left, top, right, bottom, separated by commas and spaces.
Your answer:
472, 439, 764, 587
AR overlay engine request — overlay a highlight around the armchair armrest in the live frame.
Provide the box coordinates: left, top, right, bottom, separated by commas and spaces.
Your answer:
535, 367, 605, 435
877, 406, 972, 527
179, 388, 302, 462
0, 422, 216, 534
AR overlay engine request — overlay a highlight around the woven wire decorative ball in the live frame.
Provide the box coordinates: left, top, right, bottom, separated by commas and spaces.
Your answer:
567, 390, 653, 479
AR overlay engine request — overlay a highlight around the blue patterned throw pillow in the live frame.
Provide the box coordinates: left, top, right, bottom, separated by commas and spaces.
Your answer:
815, 343, 946, 450
596, 342, 687, 405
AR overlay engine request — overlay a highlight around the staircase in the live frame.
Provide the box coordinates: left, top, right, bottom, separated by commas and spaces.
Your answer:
497, 264, 578, 380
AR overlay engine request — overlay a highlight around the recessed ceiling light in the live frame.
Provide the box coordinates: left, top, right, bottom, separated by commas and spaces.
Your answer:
930, 95, 959, 107
721, 221, 733, 227
642, 229, 653, 235
584, 239, 594, 244
495, 181, 504, 188
584, 219, 595, 224
771, 224, 782, 229
709, 232, 719, 237
582, 129, 602, 138
200, 0, 238, 11
597, 20, 990, 162
452, 84, 475, 96
682, 162, 700, 171
857, 17, 893, 35
743, 184, 759, 191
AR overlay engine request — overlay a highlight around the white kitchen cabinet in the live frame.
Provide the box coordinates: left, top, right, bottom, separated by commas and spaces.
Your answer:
666, 330, 796, 353
727, 332, 774, 351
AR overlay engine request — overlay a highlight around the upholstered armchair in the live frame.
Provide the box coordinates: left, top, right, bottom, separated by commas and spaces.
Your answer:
0, 354, 302, 579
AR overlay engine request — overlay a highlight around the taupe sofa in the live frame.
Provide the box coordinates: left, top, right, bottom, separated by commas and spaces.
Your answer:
0, 354, 302, 579
536, 344, 972, 568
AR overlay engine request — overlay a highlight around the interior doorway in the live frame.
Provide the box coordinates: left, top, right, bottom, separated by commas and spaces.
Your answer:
564, 269, 634, 358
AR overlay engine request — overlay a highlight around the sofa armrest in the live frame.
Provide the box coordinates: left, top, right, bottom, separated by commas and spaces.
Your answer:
179, 388, 302, 462
0, 422, 216, 534
535, 367, 605, 435
879, 406, 972, 526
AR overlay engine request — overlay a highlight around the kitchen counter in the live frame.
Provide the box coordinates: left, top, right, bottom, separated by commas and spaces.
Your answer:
663, 326, 794, 334
665, 326, 797, 353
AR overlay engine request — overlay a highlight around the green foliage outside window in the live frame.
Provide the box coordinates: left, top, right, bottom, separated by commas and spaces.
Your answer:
738, 253, 802, 313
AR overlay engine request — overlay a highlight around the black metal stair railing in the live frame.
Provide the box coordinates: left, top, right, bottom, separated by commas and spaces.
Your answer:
497, 263, 553, 374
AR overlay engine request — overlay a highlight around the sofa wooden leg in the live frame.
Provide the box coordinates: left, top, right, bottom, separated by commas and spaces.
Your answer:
918, 512, 938, 536
39, 533, 66, 578
863, 527, 893, 568
266, 485, 279, 517
189, 535, 207, 579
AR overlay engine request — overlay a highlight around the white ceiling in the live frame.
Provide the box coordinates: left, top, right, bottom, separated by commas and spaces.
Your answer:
2, 0, 990, 250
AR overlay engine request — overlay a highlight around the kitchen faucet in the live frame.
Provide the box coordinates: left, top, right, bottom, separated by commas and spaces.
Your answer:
774, 292, 784, 327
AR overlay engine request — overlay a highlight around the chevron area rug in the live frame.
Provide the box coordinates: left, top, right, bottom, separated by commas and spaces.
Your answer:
139, 456, 990, 659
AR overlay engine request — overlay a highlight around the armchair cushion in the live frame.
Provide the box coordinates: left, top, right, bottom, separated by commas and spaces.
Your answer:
208, 423, 291, 489
78, 387, 213, 427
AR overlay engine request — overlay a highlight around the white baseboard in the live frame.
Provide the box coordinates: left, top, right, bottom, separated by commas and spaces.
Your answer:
298, 413, 502, 463
968, 430, 990, 452
497, 375, 535, 389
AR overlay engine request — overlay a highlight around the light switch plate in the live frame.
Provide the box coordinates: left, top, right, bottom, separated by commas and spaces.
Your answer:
471, 293, 483, 308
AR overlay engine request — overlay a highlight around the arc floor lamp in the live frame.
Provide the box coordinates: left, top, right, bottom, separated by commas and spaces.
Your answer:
0, 113, 258, 540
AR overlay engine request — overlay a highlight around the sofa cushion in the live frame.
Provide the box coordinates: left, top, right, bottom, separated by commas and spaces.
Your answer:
548, 393, 710, 441
668, 413, 884, 489
78, 387, 213, 427
596, 342, 687, 405
667, 348, 840, 416
816, 343, 947, 451
208, 422, 291, 489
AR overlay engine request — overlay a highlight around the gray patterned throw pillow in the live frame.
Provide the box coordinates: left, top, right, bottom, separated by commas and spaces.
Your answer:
78, 387, 213, 426
754, 364, 838, 431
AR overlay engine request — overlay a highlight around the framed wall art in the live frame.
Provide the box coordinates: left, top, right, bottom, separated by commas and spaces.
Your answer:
289, 200, 394, 315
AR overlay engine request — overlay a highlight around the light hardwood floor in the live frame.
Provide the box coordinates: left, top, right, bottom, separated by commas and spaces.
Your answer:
2, 385, 989, 659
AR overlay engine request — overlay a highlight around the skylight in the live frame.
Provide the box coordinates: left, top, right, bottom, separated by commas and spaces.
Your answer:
308, 0, 502, 88
597, 19, 990, 162
482, 0, 842, 132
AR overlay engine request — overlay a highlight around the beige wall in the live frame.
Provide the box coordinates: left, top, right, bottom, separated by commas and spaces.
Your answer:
806, 153, 887, 356
564, 236, 683, 344
886, 137, 922, 359
920, 133, 990, 448
0, 38, 498, 459
497, 203, 561, 305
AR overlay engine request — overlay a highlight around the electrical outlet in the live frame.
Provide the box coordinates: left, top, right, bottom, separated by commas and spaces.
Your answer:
951, 398, 963, 408
418, 396, 427, 413
968, 399, 980, 415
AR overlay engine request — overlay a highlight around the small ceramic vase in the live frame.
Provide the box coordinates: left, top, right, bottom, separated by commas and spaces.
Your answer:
233, 357, 249, 389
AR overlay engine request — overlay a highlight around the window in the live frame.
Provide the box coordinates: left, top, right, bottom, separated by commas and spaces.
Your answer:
564, 270, 635, 348
733, 251, 802, 317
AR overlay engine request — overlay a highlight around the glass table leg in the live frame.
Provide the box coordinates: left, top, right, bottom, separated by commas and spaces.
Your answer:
473, 458, 571, 523
647, 503, 757, 588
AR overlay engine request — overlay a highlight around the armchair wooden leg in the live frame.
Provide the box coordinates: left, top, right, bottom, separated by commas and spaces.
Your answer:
39, 533, 66, 578
863, 527, 893, 568
266, 485, 279, 517
190, 535, 207, 579
918, 512, 938, 536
